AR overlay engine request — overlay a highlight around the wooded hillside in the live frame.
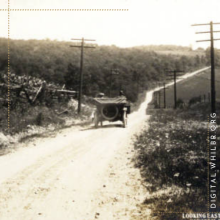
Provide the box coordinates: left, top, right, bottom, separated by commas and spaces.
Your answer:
0, 38, 208, 102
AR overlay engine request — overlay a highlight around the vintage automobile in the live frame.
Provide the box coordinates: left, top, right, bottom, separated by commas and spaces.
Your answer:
92, 96, 130, 128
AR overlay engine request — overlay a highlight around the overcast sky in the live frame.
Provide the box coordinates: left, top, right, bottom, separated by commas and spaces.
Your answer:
0, 0, 220, 48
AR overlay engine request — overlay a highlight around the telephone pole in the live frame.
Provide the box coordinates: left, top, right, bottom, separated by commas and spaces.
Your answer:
192, 21, 220, 113
70, 38, 96, 114
158, 90, 161, 108
156, 81, 167, 109
158, 82, 162, 108
163, 82, 166, 109
154, 91, 160, 108
167, 70, 184, 109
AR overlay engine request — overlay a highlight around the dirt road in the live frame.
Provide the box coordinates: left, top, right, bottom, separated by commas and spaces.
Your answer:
0, 67, 210, 220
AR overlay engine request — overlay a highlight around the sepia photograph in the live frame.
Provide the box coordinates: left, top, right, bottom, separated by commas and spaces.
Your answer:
0, 0, 219, 219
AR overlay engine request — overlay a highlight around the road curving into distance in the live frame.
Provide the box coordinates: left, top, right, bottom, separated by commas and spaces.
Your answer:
0, 66, 210, 220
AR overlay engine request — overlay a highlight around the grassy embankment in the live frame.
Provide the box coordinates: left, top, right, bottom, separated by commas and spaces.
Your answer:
0, 89, 148, 153
134, 105, 220, 219
157, 68, 220, 108
0, 81, 148, 153
133, 68, 220, 219
0, 98, 94, 153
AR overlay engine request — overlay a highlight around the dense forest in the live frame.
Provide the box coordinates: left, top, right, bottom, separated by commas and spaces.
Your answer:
0, 38, 209, 102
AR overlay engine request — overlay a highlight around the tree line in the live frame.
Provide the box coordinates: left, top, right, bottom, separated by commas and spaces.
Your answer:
0, 38, 210, 102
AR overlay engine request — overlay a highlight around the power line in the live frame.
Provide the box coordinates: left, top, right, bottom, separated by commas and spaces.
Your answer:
163, 82, 167, 109
154, 81, 168, 109
166, 70, 184, 109
70, 38, 96, 114
158, 90, 161, 108
192, 21, 220, 113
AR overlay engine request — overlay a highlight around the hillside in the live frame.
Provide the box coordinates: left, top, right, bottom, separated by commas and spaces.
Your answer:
157, 68, 220, 108
0, 38, 210, 136
0, 38, 207, 102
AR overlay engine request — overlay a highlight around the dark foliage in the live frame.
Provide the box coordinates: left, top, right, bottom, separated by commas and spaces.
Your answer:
0, 38, 206, 102
64, 63, 79, 91
205, 47, 220, 67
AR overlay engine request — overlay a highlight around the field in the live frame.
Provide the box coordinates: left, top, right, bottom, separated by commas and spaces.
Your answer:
157, 68, 220, 108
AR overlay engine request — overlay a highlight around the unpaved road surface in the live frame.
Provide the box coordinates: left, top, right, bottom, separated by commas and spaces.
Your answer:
0, 93, 152, 220
0, 67, 210, 220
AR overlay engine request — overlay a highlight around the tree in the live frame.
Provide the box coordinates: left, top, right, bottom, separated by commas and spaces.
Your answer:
0, 37, 205, 102
205, 47, 220, 67
64, 64, 79, 91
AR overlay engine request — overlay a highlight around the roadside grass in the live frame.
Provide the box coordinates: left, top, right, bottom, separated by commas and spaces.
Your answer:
0, 88, 145, 149
133, 104, 220, 219
0, 99, 94, 153
0, 89, 143, 154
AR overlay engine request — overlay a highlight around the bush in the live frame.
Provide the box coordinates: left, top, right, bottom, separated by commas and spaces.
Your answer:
189, 96, 201, 106
176, 98, 185, 109
35, 112, 43, 126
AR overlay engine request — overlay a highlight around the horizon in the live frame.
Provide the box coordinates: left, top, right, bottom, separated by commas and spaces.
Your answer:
0, 36, 211, 50
0, 0, 220, 49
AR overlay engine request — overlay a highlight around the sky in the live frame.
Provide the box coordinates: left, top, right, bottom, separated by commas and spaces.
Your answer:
0, 0, 220, 49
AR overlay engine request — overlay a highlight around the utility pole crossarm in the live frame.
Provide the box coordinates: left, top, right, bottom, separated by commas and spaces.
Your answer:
70, 45, 81, 47
192, 22, 220, 27
192, 23, 210, 26
83, 46, 97, 48
196, 31, 220, 34
192, 21, 219, 113
70, 46, 96, 48
196, 39, 220, 42
70, 37, 96, 114
71, 38, 96, 41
